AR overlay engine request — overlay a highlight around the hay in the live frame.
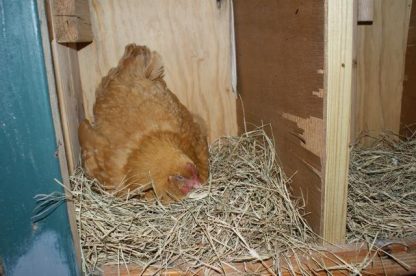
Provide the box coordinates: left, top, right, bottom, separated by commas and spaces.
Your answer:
347, 133, 416, 243
32, 127, 416, 274
69, 127, 316, 274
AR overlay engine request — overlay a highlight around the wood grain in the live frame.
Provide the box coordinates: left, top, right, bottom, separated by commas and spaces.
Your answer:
78, 0, 237, 142
102, 238, 416, 276
48, 0, 93, 43
323, 0, 356, 243
400, 1, 416, 137
233, 0, 325, 235
352, 0, 412, 142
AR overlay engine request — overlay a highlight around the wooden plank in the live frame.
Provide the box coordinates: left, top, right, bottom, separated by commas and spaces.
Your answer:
48, 0, 93, 43
352, 0, 412, 142
101, 238, 416, 275
38, 0, 82, 268
233, 0, 326, 235
78, 0, 237, 142
400, 1, 416, 137
323, 0, 356, 243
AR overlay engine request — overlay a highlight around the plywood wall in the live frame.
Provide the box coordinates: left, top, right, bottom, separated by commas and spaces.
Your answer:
78, 0, 237, 142
234, 0, 325, 235
352, 0, 413, 141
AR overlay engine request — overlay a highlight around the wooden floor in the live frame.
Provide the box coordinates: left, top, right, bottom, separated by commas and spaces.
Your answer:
102, 238, 416, 276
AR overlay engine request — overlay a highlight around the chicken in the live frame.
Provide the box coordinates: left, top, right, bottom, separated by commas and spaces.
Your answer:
78, 44, 209, 202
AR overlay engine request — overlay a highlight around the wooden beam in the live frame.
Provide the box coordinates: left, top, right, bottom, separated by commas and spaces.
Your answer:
48, 0, 93, 43
323, 0, 356, 243
101, 238, 416, 275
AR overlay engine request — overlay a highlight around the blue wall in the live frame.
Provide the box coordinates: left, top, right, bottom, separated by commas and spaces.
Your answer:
0, 0, 78, 275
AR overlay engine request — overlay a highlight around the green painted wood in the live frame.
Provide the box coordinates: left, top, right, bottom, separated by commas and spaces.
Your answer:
0, 0, 79, 275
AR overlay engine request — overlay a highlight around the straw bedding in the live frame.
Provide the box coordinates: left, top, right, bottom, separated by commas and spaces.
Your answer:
34, 128, 416, 274
347, 133, 416, 243
69, 127, 316, 273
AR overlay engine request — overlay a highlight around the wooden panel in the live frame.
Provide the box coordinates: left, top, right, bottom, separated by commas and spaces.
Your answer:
352, 0, 413, 141
323, 0, 356, 243
78, 0, 237, 142
401, 1, 416, 136
234, 1, 325, 235
48, 0, 93, 43
102, 238, 416, 276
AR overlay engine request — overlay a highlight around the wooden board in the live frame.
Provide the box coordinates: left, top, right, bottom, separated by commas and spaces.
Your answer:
102, 238, 416, 275
78, 0, 237, 142
400, 1, 416, 137
352, 0, 413, 142
323, 0, 356, 243
233, 1, 325, 235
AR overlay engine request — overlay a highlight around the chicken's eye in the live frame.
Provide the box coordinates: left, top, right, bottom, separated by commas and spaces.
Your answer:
175, 175, 185, 181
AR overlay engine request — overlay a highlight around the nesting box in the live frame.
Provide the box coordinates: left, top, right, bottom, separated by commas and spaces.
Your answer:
40, 0, 416, 274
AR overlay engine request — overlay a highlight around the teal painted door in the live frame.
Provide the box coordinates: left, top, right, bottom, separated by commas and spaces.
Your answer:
0, 0, 79, 275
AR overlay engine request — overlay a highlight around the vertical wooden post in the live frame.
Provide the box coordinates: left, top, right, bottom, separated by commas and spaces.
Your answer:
323, 0, 356, 243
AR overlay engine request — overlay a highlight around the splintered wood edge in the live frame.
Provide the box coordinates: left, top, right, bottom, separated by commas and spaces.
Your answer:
323, 0, 356, 243
100, 238, 416, 275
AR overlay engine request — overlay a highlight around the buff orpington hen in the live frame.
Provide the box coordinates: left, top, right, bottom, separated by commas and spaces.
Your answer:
78, 44, 209, 203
